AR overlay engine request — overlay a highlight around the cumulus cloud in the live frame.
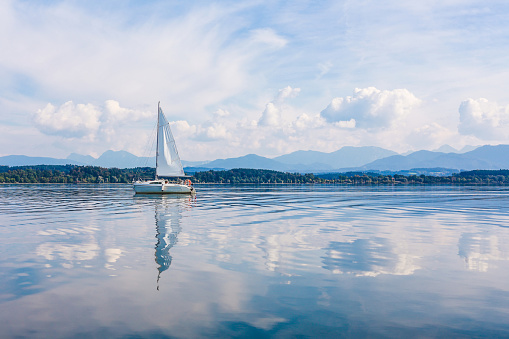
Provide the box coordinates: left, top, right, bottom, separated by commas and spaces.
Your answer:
458, 98, 509, 139
320, 87, 421, 130
171, 120, 197, 135
29, 86, 450, 160
203, 122, 231, 140
258, 86, 300, 127
292, 113, 326, 130
33, 100, 151, 140
34, 102, 102, 139
334, 119, 356, 128
172, 109, 233, 142
259, 103, 280, 127
190, 121, 232, 141
103, 100, 149, 123
169, 86, 425, 158
275, 86, 300, 103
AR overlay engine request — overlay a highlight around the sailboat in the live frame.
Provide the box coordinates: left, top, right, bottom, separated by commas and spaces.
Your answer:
133, 102, 195, 194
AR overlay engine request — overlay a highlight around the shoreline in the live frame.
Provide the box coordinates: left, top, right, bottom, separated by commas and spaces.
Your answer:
2, 182, 509, 186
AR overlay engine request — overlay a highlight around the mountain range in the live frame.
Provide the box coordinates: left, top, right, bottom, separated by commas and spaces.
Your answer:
273, 146, 398, 168
3, 144, 509, 173
362, 145, 509, 171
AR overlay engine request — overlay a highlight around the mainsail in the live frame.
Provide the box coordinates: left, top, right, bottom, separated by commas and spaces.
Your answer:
156, 105, 185, 177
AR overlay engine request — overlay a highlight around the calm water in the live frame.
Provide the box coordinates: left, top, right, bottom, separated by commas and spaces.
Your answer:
1, 184, 509, 338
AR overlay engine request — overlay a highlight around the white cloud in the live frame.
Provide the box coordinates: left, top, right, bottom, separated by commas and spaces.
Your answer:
258, 103, 280, 127
192, 121, 232, 141
458, 98, 509, 139
33, 100, 151, 141
320, 87, 421, 130
334, 119, 356, 129
171, 120, 197, 135
172, 111, 233, 142
213, 109, 230, 118
103, 100, 151, 123
275, 86, 300, 103
169, 86, 430, 158
292, 113, 326, 130
34, 101, 102, 139
204, 122, 231, 140
258, 86, 300, 127
29, 88, 492, 161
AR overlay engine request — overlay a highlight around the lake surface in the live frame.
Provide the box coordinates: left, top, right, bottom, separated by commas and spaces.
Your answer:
1, 184, 509, 338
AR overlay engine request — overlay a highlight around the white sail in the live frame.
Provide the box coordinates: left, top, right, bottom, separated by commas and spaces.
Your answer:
133, 103, 194, 195
156, 106, 185, 177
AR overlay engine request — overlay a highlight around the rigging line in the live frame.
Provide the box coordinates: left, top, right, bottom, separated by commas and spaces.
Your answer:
139, 122, 158, 168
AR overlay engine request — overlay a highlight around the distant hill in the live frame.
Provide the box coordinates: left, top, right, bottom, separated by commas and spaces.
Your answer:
432, 144, 458, 153
0, 151, 154, 169
203, 154, 289, 171
68, 150, 155, 168
94, 150, 154, 168
67, 151, 206, 168
431, 144, 479, 153
459, 145, 479, 153
201, 153, 345, 172
273, 146, 397, 168
67, 153, 97, 164
181, 160, 211, 167
363, 145, 509, 171
465, 145, 509, 168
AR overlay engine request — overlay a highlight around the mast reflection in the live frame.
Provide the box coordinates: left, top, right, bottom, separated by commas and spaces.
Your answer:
155, 199, 182, 288
135, 194, 194, 289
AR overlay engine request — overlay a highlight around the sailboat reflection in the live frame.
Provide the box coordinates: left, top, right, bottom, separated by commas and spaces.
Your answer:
134, 194, 194, 289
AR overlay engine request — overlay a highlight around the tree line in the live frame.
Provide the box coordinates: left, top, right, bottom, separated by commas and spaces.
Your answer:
0, 165, 154, 184
2, 165, 509, 185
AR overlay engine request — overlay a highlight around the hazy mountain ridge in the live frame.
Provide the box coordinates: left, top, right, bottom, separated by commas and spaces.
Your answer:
3, 144, 507, 173
67, 153, 96, 164
204, 154, 288, 171
362, 145, 509, 171
431, 144, 478, 153
66, 151, 207, 168
273, 146, 398, 168
67, 150, 155, 168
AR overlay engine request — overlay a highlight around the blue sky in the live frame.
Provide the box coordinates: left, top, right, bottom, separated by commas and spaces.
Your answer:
1, 0, 509, 160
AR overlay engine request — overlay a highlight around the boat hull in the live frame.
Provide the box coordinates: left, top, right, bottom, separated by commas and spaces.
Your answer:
133, 182, 194, 194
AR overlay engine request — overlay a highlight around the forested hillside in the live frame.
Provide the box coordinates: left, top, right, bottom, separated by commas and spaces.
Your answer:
1, 165, 509, 185
0, 165, 154, 183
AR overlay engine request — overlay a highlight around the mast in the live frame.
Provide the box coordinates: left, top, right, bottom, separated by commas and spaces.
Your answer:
155, 101, 160, 180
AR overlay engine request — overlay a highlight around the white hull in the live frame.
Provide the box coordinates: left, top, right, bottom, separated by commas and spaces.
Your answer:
134, 181, 194, 194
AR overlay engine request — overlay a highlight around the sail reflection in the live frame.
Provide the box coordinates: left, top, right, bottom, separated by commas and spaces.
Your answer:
155, 200, 182, 283
135, 194, 194, 289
